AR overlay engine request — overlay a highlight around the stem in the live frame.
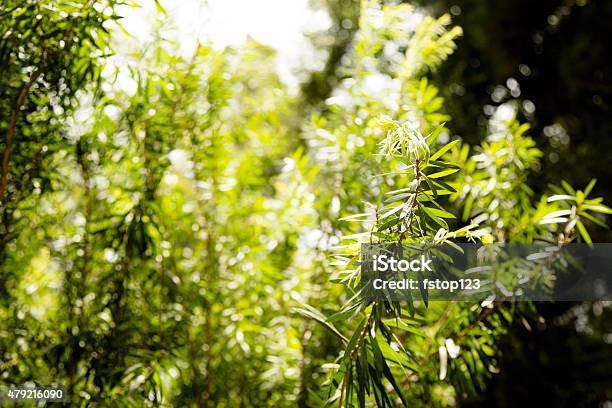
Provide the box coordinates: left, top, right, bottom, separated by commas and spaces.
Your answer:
1, 66, 44, 202
338, 304, 377, 407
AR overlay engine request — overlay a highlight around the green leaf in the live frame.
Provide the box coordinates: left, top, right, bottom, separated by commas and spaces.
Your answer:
431, 178, 458, 193
427, 123, 446, 143
427, 168, 460, 179
543, 210, 571, 218
381, 358, 409, 407
561, 180, 576, 195
584, 179, 597, 196
547, 194, 575, 202
576, 220, 592, 245
380, 203, 405, 219
386, 187, 415, 196
417, 270, 428, 307
421, 206, 455, 219
377, 216, 403, 231
386, 193, 414, 203
382, 319, 425, 336
339, 212, 372, 221
429, 139, 459, 162
370, 334, 384, 374
341, 232, 371, 240
423, 175, 438, 200
579, 212, 608, 228
423, 189, 452, 196
419, 205, 448, 229
539, 217, 568, 225
583, 204, 612, 214
462, 194, 474, 222
293, 305, 348, 343
154, 0, 168, 15
425, 212, 448, 229
357, 344, 367, 407
345, 318, 367, 361
429, 160, 461, 169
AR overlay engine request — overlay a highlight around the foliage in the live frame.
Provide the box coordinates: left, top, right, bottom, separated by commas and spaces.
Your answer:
0, 0, 609, 407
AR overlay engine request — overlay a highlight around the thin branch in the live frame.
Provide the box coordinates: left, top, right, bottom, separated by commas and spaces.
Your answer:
0, 65, 44, 202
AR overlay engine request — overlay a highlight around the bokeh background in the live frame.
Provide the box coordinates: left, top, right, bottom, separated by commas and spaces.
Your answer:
1, 0, 611, 406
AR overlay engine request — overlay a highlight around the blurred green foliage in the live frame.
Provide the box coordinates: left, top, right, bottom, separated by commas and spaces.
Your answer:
0, 0, 610, 407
